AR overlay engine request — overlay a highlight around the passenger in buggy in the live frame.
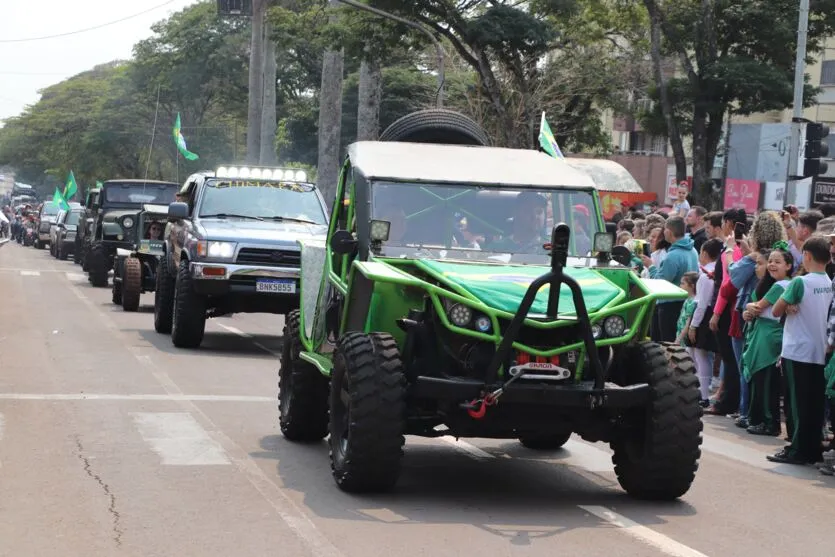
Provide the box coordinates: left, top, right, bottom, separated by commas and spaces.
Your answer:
145, 221, 163, 240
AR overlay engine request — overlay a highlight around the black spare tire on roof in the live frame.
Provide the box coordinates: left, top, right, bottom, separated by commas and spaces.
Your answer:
378, 109, 490, 147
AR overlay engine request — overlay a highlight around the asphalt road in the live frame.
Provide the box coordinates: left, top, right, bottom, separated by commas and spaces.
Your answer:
1, 243, 834, 557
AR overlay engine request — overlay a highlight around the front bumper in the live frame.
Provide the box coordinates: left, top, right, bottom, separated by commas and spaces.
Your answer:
189, 262, 300, 295
413, 376, 651, 408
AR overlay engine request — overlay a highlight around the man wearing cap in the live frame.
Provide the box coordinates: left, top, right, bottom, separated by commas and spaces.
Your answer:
487, 191, 549, 253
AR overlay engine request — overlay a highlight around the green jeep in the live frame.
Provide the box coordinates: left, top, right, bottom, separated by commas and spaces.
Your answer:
279, 116, 702, 500
111, 204, 169, 312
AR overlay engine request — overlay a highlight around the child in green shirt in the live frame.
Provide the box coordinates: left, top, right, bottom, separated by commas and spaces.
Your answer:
675, 272, 699, 349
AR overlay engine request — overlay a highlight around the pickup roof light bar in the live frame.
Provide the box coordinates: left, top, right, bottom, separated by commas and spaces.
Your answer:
215, 166, 307, 183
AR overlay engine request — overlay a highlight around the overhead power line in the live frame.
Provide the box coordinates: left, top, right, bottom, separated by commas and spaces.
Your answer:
0, 1, 176, 43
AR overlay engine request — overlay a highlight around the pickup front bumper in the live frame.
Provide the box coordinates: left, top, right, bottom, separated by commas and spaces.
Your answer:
189, 262, 301, 309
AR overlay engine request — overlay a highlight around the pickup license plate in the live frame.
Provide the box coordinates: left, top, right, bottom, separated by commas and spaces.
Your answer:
255, 279, 296, 294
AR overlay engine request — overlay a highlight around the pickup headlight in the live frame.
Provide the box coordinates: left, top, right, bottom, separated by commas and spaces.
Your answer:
197, 241, 236, 259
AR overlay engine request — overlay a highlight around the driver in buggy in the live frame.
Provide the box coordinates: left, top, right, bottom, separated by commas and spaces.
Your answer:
485, 191, 549, 254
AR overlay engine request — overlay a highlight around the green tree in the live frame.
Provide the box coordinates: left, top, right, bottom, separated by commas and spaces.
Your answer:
639, 0, 835, 201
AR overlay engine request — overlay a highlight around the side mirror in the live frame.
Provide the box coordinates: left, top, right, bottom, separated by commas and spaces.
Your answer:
168, 202, 188, 220
330, 229, 358, 255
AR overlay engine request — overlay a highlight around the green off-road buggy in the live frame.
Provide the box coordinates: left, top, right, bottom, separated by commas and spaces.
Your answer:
279, 110, 702, 500
111, 204, 169, 312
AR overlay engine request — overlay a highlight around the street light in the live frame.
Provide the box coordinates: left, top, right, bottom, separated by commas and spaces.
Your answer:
335, 0, 445, 108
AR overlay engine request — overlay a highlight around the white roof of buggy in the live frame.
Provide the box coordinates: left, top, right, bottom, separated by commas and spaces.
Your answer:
347, 141, 597, 189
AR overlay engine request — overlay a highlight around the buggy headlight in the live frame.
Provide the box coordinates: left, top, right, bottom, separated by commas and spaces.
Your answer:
591, 323, 603, 339
474, 314, 492, 333
370, 220, 390, 241
603, 315, 626, 337
448, 304, 473, 327
122, 217, 135, 229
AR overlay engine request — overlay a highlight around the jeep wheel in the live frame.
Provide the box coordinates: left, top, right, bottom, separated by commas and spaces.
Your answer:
379, 109, 491, 146
58, 244, 68, 260
122, 256, 142, 312
519, 432, 572, 450
88, 245, 109, 287
154, 256, 175, 334
278, 310, 329, 441
611, 341, 702, 500
171, 259, 206, 348
34, 238, 43, 250
329, 332, 406, 492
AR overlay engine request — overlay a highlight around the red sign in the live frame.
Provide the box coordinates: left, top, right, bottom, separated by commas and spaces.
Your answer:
723, 179, 761, 213
599, 191, 657, 220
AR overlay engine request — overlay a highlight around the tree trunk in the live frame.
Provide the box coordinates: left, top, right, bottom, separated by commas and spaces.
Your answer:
260, 21, 278, 165
691, 107, 709, 204
356, 53, 382, 141
646, 3, 687, 181
245, 0, 267, 164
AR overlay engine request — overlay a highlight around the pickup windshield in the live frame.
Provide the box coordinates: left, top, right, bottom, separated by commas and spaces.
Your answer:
66, 211, 82, 226
198, 179, 327, 225
370, 182, 600, 263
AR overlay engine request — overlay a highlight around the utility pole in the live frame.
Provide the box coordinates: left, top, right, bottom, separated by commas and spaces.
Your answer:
245, 0, 267, 164
260, 20, 278, 165
786, 0, 810, 207
316, 0, 345, 204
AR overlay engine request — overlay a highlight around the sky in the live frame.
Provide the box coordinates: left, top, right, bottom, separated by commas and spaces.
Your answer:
0, 0, 199, 123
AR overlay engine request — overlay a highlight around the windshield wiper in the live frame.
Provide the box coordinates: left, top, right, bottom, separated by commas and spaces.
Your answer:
260, 216, 319, 225
200, 213, 264, 221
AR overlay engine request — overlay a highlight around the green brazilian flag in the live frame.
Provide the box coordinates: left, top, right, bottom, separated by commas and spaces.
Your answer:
173, 112, 199, 161
52, 187, 70, 211
63, 170, 78, 200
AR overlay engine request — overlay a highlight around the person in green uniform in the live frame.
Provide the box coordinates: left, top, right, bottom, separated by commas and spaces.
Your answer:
770, 236, 835, 465
486, 191, 549, 254
741, 245, 794, 436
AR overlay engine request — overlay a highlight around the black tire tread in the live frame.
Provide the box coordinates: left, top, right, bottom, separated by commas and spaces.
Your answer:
329, 332, 406, 493
171, 259, 206, 348
122, 256, 142, 312
519, 432, 572, 450
379, 109, 490, 146
278, 310, 330, 441
611, 341, 702, 500
154, 255, 175, 334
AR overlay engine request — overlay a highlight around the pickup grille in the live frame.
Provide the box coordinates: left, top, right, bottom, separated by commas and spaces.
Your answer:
236, 247, 301, 267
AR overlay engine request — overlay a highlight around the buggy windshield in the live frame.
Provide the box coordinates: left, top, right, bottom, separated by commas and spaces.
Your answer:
105, 183, 178, 204
198, 179, 327, 225
370, 182, 600, 263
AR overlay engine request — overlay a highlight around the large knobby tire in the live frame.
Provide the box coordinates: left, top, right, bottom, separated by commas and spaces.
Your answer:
329, 332, 406, 493
379, 109, 491, 146
278, 310, 329, 441
88, 244, 109, 287
611, 342, 702, 500
122, 256, 142, 312
519, 432, 572, 450
154, 255, 176, 334
111, 277, 122, 305
171, 259, 206, 348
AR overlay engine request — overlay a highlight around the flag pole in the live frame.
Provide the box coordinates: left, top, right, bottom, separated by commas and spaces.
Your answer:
144, 83, 162, 195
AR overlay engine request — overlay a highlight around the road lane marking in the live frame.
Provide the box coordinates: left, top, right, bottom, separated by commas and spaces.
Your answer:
63, 280, 345, 557
0, 393, 273, 402
579, 506, 710, 557
441, 436, 495, 460
131, 412, 231, 466
20, 270, 40, 276
215, 321, 281, 357
65, 272, 87, 281
0, 268, 64, 273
